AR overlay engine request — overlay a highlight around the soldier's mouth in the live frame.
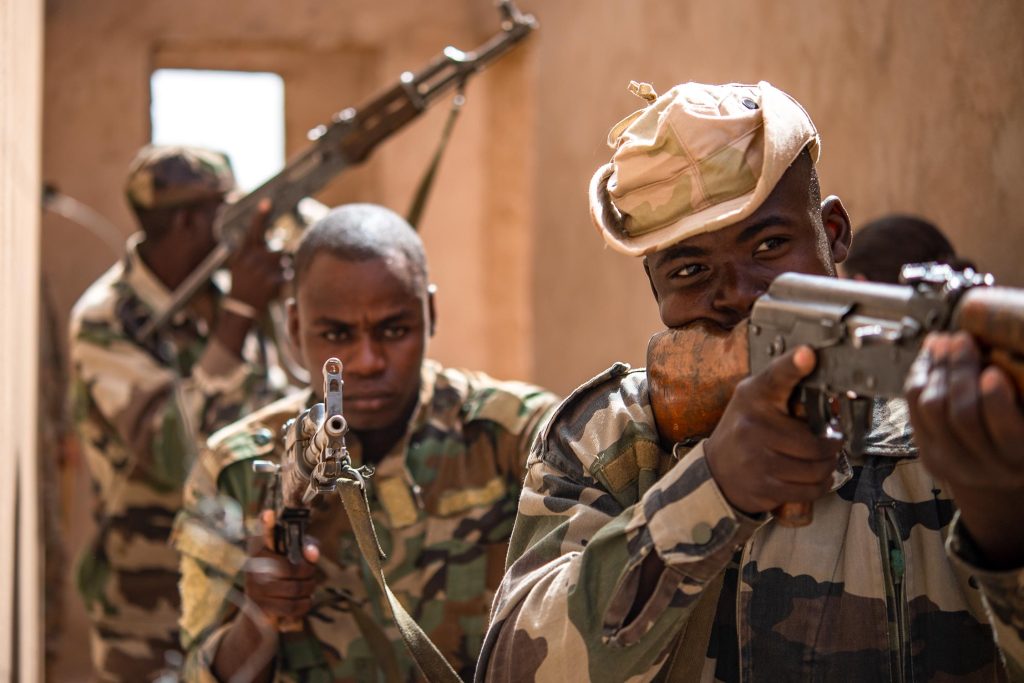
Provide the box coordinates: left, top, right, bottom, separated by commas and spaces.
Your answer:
345, 394, 395, 411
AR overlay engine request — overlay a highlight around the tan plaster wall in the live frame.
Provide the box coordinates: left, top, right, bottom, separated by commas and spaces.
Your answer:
529, 0, 1024, 394
1, 0, 44, 677
42, 0, 533, 382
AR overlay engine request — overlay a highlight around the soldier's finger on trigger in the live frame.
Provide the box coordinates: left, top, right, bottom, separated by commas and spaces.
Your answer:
757, 410, 839, 461
302, 539, 320, 564
756, 346, 816, 411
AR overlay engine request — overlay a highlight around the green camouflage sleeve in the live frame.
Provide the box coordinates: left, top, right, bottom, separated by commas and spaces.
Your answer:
479, 430, 764, 682
463, 380, 560, 483
176, 410, 287, 681
946, 513, 1024, 679
71, 315, 258, 488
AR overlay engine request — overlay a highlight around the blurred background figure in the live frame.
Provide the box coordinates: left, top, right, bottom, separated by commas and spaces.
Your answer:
67, 145, 286, 682
841, 214, 976, 283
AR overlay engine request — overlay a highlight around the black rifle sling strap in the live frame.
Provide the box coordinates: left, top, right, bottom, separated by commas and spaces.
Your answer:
407, 91, 465, 231
337, 479, 462, 683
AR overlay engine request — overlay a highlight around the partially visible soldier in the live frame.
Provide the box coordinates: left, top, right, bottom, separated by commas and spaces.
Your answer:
477, 82, 1024, 681
174, 203, 559, 682
69, 145, 287, 681
840, 213, 974, 283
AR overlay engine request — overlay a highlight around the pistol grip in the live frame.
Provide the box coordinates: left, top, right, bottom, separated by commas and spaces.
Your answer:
275, 508, 311, 565
774, 388, 832, 528
272, 615, 305, 633
773, 502, 813, 527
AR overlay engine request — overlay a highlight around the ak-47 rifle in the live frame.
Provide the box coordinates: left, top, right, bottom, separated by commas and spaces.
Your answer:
137, 1, 537, 341
252, 358, 461, 681
253, 358, 368, 565
647, 264, 1024, 527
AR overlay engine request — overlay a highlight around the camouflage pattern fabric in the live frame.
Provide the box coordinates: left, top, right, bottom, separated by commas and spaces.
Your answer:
176, 361, 559, 682
477, 363, 1024, 682
69, 236, 283, 682
125, 144, 235, 210
589, 81, 820, 258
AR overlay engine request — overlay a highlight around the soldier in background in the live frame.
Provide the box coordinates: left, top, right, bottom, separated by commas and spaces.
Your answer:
174, 204, 559, 682
477, 82, 1024, 681
840, 213, 975, 283
68, 145, 286, 681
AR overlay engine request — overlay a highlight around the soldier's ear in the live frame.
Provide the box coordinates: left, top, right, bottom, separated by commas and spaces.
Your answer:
286, 297, 301, 349
426, 284, 437, 338
820, 196, 852, 264
643, 257, 661, 304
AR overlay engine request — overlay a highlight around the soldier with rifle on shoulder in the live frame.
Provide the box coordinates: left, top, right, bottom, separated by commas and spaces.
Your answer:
476, 81, 1024, 681
69, 145, 287, 681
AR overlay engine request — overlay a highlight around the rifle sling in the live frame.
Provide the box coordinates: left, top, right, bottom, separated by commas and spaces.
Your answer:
337, 479, 462, 683
407, 93, 464, 230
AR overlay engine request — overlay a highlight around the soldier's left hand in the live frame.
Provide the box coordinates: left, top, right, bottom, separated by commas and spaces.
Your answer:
905, 331, 1024, 566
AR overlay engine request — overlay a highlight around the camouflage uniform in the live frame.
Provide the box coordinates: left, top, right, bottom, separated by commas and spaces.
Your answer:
176, 360, 558, 682
477, 364, 1024, 682
69, 145, 282, 681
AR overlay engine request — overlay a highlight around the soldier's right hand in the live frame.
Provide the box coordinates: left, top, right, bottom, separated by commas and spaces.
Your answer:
704, 346, 841, 515
214, 509, 320, 681
243, 509, 320, 623
227, 198, 285, 314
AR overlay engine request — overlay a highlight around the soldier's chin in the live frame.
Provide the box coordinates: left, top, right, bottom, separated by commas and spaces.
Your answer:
344, 403, 401, 432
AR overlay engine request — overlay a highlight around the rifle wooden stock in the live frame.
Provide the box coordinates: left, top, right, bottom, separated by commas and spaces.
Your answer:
957, 287, 1024, 396
646, 325, 814, 528
646, 324, 748, 444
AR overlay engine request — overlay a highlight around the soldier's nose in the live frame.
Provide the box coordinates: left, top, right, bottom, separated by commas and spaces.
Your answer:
346, 337, 387, 376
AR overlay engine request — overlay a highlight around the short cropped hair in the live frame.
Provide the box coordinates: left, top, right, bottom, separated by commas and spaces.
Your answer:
293, 203, 428, 290
845, 215, 957, 284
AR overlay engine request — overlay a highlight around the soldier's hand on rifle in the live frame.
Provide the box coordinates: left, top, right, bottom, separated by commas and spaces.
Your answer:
213, 509, 320, 682
704, 346, 842, 516
227, 198, 285, 314
906, 331, 1024, 569
244, 508, 321, 624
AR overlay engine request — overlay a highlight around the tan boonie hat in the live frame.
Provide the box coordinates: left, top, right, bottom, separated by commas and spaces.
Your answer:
125, 144, 236, 210
589, 81, 819, 256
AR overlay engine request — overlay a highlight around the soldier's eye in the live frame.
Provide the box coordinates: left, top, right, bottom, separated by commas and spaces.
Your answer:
322, 329, 351, 343
380, 325, 409, 340
755, 237, 788, 254
670, 264, 707, 279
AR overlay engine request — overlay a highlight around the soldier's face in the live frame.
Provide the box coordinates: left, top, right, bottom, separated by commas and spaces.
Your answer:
174, 198, 223, 269
289, 253, 433, 433
644, 155, 851, 331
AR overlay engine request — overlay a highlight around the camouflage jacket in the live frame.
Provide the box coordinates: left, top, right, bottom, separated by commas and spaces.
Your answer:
69, 235, 282, 642
175, 361, 559, 682
478, 363, 1024, 682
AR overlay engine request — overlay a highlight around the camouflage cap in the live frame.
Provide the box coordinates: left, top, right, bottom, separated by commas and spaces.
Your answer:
589, 81, 819, 256
125, 144, 236, 210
